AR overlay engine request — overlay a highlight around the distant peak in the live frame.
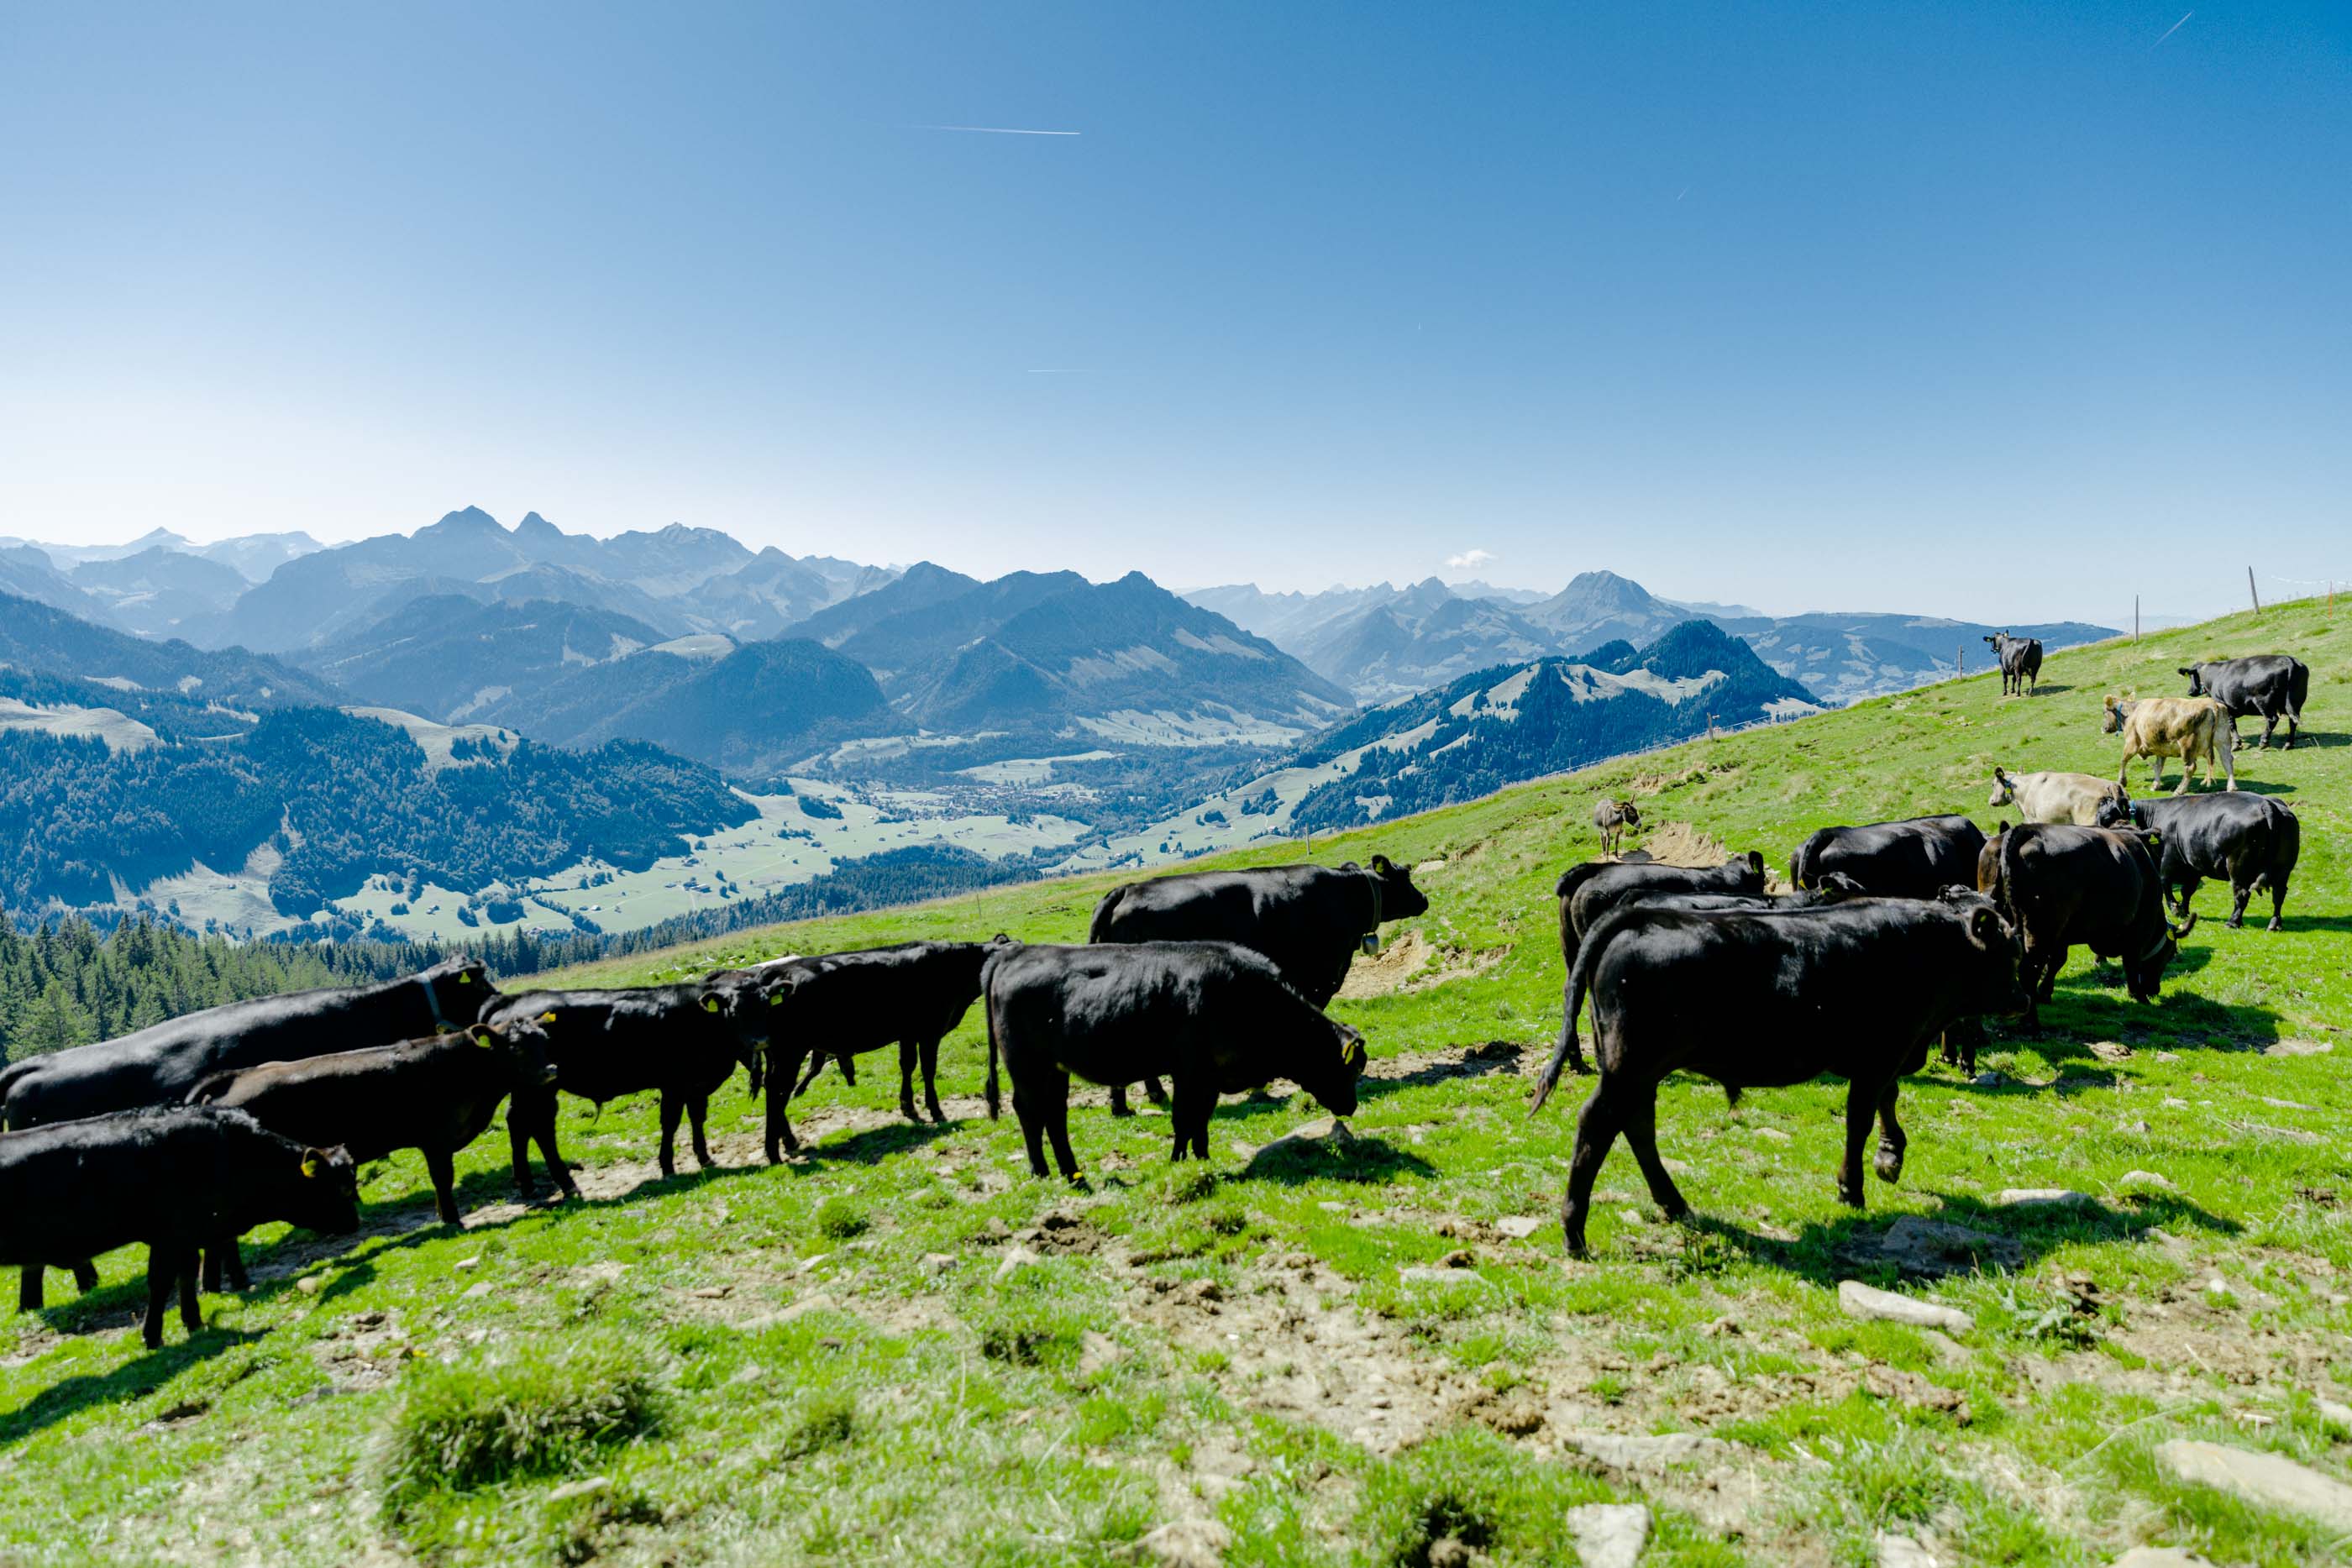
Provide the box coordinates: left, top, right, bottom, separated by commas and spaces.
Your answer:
515, 511, 565, 538
425, 506, 502, 533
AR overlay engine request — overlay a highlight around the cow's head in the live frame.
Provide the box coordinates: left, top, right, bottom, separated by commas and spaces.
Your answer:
2127, 905, 2194, 1004
2178, 665, 2207, 697
288, 1144, 361, 1235
1366, 854, 1431, 920
2101, 695, 2133, 734
1296, 1019, 1366, 1119
2093, 793, 2145, 830
1987, 766, 2016, 807
1982, 632, 2005, 648
422, 957, 494, 1025
1724, 850, 1767, 894
1812, 872, 1869, 901
472, 1013, 559, 1090
695, 983, 770, 1097
1938, 889, 2029, 1017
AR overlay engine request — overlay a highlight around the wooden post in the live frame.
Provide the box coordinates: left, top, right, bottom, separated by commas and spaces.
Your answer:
1956, 639, 1964, 678
2134, 595, 2139, 642
2248, 566, 2261, 614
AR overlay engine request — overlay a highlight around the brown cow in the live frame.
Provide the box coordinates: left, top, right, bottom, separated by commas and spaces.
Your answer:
2103, 695, 2234, 795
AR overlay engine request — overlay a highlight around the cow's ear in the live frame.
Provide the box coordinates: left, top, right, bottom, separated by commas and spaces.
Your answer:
701, 994, 722, 1014
1371, 854, 1392, 873
300, 1148, 328, 1179
1747, 850, 1765, 874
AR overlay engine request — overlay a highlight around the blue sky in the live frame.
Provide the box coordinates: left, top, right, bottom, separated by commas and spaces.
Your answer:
2, 2, 2345, 622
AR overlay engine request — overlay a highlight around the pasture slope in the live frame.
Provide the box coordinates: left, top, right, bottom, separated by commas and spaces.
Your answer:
2, 600, 2345, 1568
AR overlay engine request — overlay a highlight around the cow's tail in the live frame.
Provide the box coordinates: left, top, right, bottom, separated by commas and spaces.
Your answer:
1533, 911, 1620, 1116
1995, 826, 2026, 931
2288, 660, 2310, 721
1085, 889, 1124, 945
983, 993, 1002, 1121
1787, 837, 1818, 892
0, 1060, 33, 1126
2214, 709, 2237, 787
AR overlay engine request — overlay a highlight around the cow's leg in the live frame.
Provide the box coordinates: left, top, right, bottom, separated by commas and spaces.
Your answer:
765, 1046, 806, 1162
1560, 1078, 1625, 1257
896, 1039, 921, 1121
1620, 1088, 1688, 1224
656, 1093, 684, 1178
2259, 709, 2278, 749
71, 1260, 97, 1294
219, 1240, 249, 1293
1170, 1074, 1215, 1165
918, 1036, 945, 1123
2171, 876, 2200, 922
143, 1254, 176, 1349
1874, 1079, 1907, 1184
1108, 1082, 1134, 1118
1011, 1078, 1053, 1179
1836, 1081, 1882, 1209
1142, 1076, 1169, 1105
2225, 868, 2253, 929
1043, 1078, 1083, 1183
418, 1148, 459, 1225
509, 1109, 538, 1202
177, 1255, 202, 1335
536, 1117, 577, 1199
18, 1266, 43, 1314
687, 1095, 714, 1169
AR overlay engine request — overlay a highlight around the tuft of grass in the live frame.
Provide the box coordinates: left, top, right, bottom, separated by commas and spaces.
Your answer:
1355, 1425, 1610, 1566
778, 1391, 858, 1460
815, 1193, 872, 1240
379, 1336, 659, 1519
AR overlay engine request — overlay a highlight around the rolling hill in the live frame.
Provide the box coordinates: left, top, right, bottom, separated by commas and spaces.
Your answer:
1, 596, 2339, 1565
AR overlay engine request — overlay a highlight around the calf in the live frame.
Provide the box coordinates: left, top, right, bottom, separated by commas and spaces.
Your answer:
2181, 655, 2309, 751
1788, 815, 1987, 899
981, 942, 1365, 1182
0, 956, 486, 1311
1088, 855, 1425, 1114
1984, 632, 2043, 697
1529, 892, 2026, 1255
1591, 798, 1641, 855
2095, 792, 2300, 931
1989, 766, 2128, 826
706, 937, 1011, 1163
479, 983, 768, 1197
1975, 821, 2192, 1037
2103, 695, 2235, 794
186, 1017, 558, 1289
0, 1107, 357, 1347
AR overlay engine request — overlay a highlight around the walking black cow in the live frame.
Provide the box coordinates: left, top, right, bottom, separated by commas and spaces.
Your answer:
706, 937, 1012, 1163
1973, 822, 2193, 1039
186, 1016, 558, 1287
0, 957, 486, 1311
1549, 854, 1771, 1074
1529, 892, 2027, 1255
982, 942, 1366, 1182
0, 1107, 358, 1346
1984, 632, 2043, 697
2095, 792, 2299, 932
479, 983, 768, 1198
1788, 815, 1987, 900
2181, 655, 2310, 751
1086, 857, 1424, 1114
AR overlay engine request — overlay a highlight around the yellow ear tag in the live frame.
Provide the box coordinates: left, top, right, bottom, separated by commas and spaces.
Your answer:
474, 1031, 494, 1048
539, 1011, 558, 1024
301, 1151, 324, 1178
769, 993, 784, 1006
701, 995, 721, 1014
458, 973, 472, 985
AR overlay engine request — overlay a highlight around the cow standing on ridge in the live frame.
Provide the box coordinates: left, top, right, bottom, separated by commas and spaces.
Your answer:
2181, 656, 2310, 751
1984, 632, 2043, 697
1086, 856, 1425, 1114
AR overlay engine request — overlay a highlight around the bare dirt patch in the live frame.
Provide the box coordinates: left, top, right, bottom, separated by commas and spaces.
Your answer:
1337, 931, 1512, 999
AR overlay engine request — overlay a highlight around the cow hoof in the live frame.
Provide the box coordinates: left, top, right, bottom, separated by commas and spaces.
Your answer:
1875, 1151, 1904, 1184
2266, 920, 2283, 933
1109, 1104, 1135, 1120
2227, 917, 2244, 929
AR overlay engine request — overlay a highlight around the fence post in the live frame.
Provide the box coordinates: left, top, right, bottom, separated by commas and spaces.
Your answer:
2248, 567, 2261, 615
2134, 595, 2139, 642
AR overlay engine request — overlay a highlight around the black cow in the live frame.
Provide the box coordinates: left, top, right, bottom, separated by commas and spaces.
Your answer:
2181, 655, 2310, 751
0, 957, 486, 1310
2095, 792, 2299, 931
1549, 854, 1770, 1072
1974, 822, 2193, 1038
1984, 632, 2043, 697
0, 1107, 358, 1346
187, 1015, 558, 1292
981, 941, 1366, 1182
706, 937, 1012, 1163
479, 983, 768, 1197
1087, 856, 1425, 1114
1529, 891, 2027, 1255
1788, 815, 1987, 899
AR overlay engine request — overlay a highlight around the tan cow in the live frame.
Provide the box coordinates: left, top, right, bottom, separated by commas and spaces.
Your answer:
1987, 766, 2128, 825
2103, 695, 2235, 795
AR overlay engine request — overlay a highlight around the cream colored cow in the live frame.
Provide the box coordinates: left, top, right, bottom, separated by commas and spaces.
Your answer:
2103, 695, 2235, 795
1987, 766, 2128, 825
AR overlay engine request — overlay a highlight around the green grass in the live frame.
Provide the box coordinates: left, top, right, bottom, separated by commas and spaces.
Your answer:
3, 598, 2347, 1564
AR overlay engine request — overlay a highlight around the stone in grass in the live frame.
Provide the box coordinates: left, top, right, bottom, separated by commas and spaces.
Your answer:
994, 1245, 1040, 1282
2265, 1039, 2333, 1057
1495, 1215, 1546, 1240
2155, 1440, 2352, 1532
2108, 1550, 2216, 1567
1839, 1279, 1972, 1334
1562, 1502, 1651, 1568
1875, 1532, 1939, 1567
1560, 1430, 1727, 1471
1995, 1188, 2096, 1209
548, 1476, 611, 1503
2117, 1171, 2175, 1190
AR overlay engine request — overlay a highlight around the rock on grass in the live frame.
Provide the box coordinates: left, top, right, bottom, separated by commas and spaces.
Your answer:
2154, 1440, 2352, 1531
1838, 1280, 1972, 1333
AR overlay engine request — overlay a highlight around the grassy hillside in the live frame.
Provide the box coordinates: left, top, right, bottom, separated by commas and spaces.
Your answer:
3, 599, 2345, 1566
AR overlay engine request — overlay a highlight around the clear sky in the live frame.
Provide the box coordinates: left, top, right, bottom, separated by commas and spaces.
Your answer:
2, 3, 2345, 622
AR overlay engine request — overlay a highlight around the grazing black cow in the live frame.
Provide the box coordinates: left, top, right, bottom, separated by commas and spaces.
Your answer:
2181, 655, 2310, 751
1788, 815, 1987, 899
2095, 792, 2300, 931
981, 941, 1365, 1182
479, 983, 768, 1197
187, 1016, 558, 1293
1984, 631, 2043, 697
1087, 856, 1425, 1114
1973, 822, 2192, 1038
0, 957, 486, 1310
0, 1107, 357, 1346
1529, 891, 2026, 1255
705, 937, 1012, 1163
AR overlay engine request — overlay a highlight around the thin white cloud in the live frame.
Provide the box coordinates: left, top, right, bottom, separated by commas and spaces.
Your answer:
907, 124, 1081, 136
1446, 548, 1495, 569
1026, 369, 1088, 375
2153, 11, 2192, 46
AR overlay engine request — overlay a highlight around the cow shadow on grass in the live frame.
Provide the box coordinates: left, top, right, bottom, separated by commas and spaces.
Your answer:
0, 1324, 266, 1446
1681, 1187, 2240, 1289
1361, 1041, 1527, 1100
1237, 1133, 1437, 1188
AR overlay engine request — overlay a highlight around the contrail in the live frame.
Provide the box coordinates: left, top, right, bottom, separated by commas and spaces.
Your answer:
2153, 11, 2192, 46
1026, 369, 1088, 375
907, 124, 1080, 136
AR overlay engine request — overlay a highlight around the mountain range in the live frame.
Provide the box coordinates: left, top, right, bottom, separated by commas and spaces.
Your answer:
1183, 572, 2113, 705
